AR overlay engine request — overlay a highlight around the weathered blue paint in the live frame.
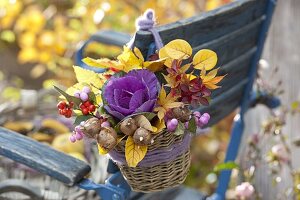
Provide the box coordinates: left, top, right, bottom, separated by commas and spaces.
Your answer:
210, 0, 278, 199
0, 127, 91, 186
78, 172, 131, 200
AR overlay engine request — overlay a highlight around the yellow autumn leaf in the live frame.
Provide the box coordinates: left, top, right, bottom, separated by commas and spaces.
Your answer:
98, 144, 108, 155
201, 68, 219, 82
133, 47, 144, 62
205, 76, 225, 89
151, 118, 166, 134
143, 58, 166, 72
155, 107, 167, 121
117, 46, 142, 72
200, 67, 225, 89
159, 47, 173, 67
163, 39, 192, 60
154, 87, 183, 120
66, 82, 87, 96
125, 136, 148, 167
193, 49, 218, 70
82, 57, 120, 70
151, 126, 158, 132
73, 66, 105, 88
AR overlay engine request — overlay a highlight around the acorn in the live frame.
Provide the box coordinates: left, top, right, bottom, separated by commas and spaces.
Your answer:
120, 118, 138, 136
97, 127, 117, 151
172, 106, 191, 122
81, 117, 102, 138
133, 127, 152, 146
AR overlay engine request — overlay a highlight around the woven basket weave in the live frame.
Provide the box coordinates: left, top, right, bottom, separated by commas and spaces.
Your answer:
109, 131, 191, 192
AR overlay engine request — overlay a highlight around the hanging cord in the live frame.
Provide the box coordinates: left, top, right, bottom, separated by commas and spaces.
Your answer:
127, 9, 164, 50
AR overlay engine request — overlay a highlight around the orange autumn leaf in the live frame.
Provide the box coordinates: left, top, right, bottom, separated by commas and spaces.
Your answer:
200, 68, 225, 89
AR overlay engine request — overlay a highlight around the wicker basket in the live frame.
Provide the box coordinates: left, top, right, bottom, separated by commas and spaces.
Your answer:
109, 131, 192, 192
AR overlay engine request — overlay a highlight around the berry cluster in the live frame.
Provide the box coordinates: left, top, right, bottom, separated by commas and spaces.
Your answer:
74, 86, 91, 102
79, 101, 96, 115
193, 111, 210, 128
167, 118, 179, 132
57, 101, 73, 118
166, 111, 210, 132
74, 86, 97, 115
70, 123, 84, 143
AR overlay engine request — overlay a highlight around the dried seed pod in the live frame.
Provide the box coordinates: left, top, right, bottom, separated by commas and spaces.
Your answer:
120, 118, 138, 136
97, 127, 117, 151
82, 118, 102, 138
172, 106, 191, 122
133, 127, 152, 146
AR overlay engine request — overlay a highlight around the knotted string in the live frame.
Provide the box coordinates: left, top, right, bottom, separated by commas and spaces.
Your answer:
127, 9, 164, 50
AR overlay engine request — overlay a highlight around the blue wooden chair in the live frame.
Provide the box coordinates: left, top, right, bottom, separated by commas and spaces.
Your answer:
0, 0, 278, 199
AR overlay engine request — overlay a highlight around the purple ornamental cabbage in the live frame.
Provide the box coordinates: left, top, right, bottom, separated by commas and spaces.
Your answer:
103, 69, 159, 120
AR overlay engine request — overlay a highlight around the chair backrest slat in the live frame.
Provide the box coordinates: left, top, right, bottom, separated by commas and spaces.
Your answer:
135, 0, 267, 54
0, 127, 91, 186
133, 0, 269, 126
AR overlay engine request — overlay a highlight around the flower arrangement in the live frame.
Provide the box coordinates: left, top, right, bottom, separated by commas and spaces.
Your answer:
55, 39, 224, 169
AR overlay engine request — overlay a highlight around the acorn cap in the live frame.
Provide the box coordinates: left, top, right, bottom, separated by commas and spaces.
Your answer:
97, 127, 117, 151
133, 127, 152, 146
120, 118, 138, 136
82, 117, 102, 138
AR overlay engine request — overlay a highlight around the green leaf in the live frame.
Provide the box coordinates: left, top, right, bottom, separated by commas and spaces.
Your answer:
188, 117, 197, 133
106, 114, 117, 127
98, 106, 106, 114
213, 161, 239, 173
74, 115, 93, 125
88, 92, 97, 103
54, 86, 81, 108
173, 121, 185, 136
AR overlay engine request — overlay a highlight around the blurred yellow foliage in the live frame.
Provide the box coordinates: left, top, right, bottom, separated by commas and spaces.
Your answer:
0, 0, 231, 87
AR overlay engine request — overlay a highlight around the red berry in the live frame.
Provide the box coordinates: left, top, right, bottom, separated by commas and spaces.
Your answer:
61, 109, 67, 115
65, 110, 72, 118
82, 108, 89, 115
80, 104, 86, 110
89, 105, 96, 112
84, 101, 91, 107
59, 109, 64, 115
57, 101, 66, 109
67, 109, 72, 115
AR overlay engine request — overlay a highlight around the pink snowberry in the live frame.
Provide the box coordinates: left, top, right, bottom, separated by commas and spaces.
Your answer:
80, 92, 89, 101
75, 132, 83, 140
199, 113, 210, 125
74, 91, 81, 98
101, 121, 111, 128
82, 86, 91, 94
69, 135, 76, 143
193, 111, 201, 118
167, 118, 178, 132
